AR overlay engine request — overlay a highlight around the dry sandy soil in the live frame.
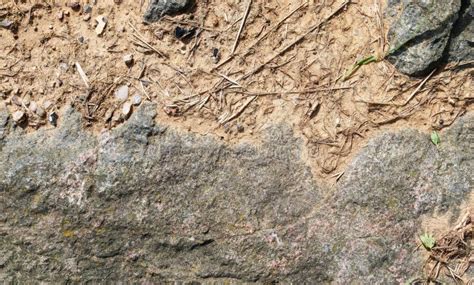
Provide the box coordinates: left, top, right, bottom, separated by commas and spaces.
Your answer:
1, 0, 472, 179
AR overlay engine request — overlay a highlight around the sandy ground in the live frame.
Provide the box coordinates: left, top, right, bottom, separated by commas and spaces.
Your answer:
1, 0, 473, 179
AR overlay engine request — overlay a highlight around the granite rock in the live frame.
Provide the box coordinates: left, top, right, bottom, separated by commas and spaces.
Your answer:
387, 0, 473, 76
0, 103, 472, 283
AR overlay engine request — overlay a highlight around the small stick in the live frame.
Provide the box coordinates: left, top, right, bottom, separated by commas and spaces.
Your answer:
128, 22, 167, 58
140, 80, 151, 100
218, 72, 240, 86
220, 95, 256, 124
398, 69, 436, 106
332, 171, 345, 182
75, 62, 90, 88
231, 0, 252, 54
239, 86, 352, 96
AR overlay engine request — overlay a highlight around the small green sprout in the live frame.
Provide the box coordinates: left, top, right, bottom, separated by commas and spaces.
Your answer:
419, 233, 436, 250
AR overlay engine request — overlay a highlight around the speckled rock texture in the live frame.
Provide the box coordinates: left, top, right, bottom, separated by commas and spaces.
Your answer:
0, 104, 472, 283
144, 0, 192, 23
387, 0, 473, 76
449, 0, 474, 62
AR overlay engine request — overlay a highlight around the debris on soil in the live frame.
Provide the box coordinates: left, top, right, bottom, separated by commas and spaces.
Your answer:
416, 213, 473, 284
0, 0, 472, 177
144, 0, 192, 23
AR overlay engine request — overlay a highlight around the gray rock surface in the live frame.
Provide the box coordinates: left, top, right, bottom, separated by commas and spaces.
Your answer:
0, 104, 8, 141
449, 0, 474, 62
387, 0, 473, 76
144, 0, 192, 23
0, 104, 472, 283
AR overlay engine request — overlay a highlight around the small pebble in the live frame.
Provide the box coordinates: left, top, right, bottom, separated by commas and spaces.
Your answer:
448, 97, 456, 106
57, 11, 64, 21
212, 48, 220, 63
83, 4, 93, 13
23, 95, 31, 106
123, 54, 134, 67
0, 19, 13, 29
48, 112, 58, 126
154, 30, 164, 40
122, 102, 132, 118
115, 85, 129, 102
29, 101, 38, 113
12, 110, 26, 123
11, 96, 22, 106
132, 94, 142, 106
59, 62, 69, 72
36, 107, 46, 118
95, 15, 107, 35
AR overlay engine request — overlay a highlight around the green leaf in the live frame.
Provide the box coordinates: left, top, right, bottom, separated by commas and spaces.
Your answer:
420, 233, 436, 250
431, 131, 441, 146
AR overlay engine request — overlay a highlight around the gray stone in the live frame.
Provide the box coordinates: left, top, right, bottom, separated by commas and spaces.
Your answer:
448, 0, 474, 62
387, 0, 461, 76
0, 104, 8, 142
0, 103, 472, 283
331, 115, 473, 283
144, 0, 192, 23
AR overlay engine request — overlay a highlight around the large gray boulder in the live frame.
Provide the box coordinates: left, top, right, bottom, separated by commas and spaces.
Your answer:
387, 0, 473, 76
0, 104, 472, 283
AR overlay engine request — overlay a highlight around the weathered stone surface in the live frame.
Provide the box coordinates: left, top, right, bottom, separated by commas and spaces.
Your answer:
0, 103, 472, 283
387, 0, 461, 76
144, 0, 192, 23
0, 104, 8, 141
448, 0, 474, 62
331, 115, 473, 283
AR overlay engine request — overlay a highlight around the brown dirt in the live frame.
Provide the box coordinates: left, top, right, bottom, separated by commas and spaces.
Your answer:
1, 0, 473, 180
